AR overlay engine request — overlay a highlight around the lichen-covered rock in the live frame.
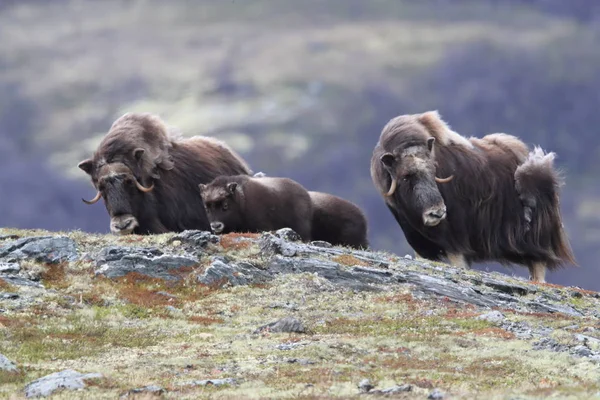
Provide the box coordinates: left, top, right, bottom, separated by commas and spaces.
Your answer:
94, 246, 199, 280
169, 230, 220, 248
0, 262, 19, 274
0, 236, 78, 264
180, 378, 236, 387
197, 259, 271, 287
121, 385, 165, 397
0, 354, 17, 372
24, 369, 102, 398
255, 316, 306, 334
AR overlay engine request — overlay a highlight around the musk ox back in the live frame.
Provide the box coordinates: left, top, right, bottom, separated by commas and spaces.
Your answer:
78, 112, 253, 235
198, 175, 313, 241
370, 110, 576, 282
308, 191, 369, 249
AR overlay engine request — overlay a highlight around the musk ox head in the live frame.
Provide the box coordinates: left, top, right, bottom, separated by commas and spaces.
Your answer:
78, 161, 154, 235
77, 112, 172, 234
198, 177, 244, 234
378, 112, 455, 227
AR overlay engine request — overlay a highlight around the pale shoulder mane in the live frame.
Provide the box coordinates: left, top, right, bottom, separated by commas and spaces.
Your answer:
417, 110, 474, 149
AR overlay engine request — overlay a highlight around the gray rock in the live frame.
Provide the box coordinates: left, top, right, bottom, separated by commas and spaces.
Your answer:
121, 385, 165, 397
368, 384, 413, 395
260, 233, 299, 257
0, 236, 78, 264
477, 310, 505, 325
198, 260, 271, 287
532, 337, 570, 353
1, 293, 19, 299
24, 369, 102, 398
256, 316, 306, 334
94, 246, 199, 280
169, 230, 220, 248
358, 378, 374, 393
182, 378, 236, 387
311, 241, 332, 248
277, 342, 307, 351
0, 353, 17, 372
572, 345, 593, 357
286, 358, 315, 365
0, 262, 20, 274
275, 228, 302, 242
0, 274, 43, 288
428, 388, 445, 399
575, 334, 600, 348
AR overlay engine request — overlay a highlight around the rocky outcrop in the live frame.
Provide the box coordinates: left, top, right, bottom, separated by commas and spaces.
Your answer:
24, 370, 103, 398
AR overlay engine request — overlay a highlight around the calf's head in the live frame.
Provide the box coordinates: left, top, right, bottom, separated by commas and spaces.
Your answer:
380, 137, 453, 227
78, 160, 155, 235
198, 180, 243, 234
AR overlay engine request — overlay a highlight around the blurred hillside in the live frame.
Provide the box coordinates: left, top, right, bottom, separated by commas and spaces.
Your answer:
0, 0, 599, 289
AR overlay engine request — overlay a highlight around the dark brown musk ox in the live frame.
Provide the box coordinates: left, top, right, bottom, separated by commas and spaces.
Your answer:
78, 112, 253, 235
370, 110, 576, 283
308, 191, 369, 249
198, 175, 313, 241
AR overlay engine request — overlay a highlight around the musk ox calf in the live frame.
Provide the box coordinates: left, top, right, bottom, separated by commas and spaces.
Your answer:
198, 175, 313, 241
78, 112, 252, 235
370, 110, 576, 282
308, 191, 369, 249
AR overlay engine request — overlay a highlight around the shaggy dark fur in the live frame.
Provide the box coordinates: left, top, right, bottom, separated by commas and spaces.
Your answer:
78, 112, 253, 235
199, 175, 313, 241
309, 191, 369, 249
370, 110, 576, 280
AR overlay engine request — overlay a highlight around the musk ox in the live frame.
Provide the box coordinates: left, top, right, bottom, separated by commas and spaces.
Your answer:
370, 110, 576, 282
198, 175, 313, 241
78, 112, 253, 235
308, 191, 369, 249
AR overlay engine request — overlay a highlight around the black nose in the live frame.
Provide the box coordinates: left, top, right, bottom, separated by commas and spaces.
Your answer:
210, 222, 224, 233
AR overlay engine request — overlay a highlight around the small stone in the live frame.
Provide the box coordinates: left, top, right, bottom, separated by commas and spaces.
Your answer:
255, 316, 306, 334
169, 230, 220, 248
310, 241, 332, 248
24, 369, 102, 398
404, 254, 413, 260
286, 358, 315, 365
0, 354, 18, 372
182, 378, 236, 387
121, 385, 165, 398
358, 378, 374, 393
0, 262, 20, 274
378, 384, 412, 394
572, 345, 593, 357
1, 293, 19, 299
275, 228, 301, 242
428, 388, 445, 399
476, 310, 505, 325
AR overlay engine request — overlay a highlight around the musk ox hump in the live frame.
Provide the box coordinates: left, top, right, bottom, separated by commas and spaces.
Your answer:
104, 112, 175, 178
417, 110, 474, 149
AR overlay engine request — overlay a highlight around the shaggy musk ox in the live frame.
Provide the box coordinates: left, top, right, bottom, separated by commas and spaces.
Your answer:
78, 112, 253, 235
198, 175, 313, 241
370, 110, 576, 282
308, 191, 369, 249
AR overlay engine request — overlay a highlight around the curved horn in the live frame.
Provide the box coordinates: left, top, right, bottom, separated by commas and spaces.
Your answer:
435, 175, 454, 184
134, 177, 154, 193
384, 175, 397, 197
82, 191, 102, 205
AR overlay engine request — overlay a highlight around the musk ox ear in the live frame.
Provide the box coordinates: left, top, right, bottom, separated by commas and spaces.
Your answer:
78, 159, 94, 175
427, 137, 435, 151
380, 153, 395, 168
226, 182, 238, 195
133, 148, 145, 161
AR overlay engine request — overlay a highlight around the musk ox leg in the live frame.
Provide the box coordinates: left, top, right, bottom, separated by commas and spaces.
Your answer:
528, 262, 546, 283
446, 253, 469, 269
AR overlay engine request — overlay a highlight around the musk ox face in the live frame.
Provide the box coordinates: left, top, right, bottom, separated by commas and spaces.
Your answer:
381, 137, 453, 227
198, 181, 242, 234
78, 159, 155, 235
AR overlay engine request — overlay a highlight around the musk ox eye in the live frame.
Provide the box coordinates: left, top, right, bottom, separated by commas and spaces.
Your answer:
222, 201, 228, 211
